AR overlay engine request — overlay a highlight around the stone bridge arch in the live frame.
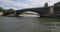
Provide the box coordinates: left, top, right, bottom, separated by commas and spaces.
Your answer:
18, 11, 40, 17
15, 7, 49, 17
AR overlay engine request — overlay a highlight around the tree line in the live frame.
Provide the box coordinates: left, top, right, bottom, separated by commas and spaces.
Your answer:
0, 7, 16, 16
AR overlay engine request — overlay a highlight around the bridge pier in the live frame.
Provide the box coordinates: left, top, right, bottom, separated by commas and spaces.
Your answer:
48, 6, 56, 17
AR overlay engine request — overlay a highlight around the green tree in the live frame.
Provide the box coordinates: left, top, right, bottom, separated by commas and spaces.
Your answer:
0, 7, 4, 12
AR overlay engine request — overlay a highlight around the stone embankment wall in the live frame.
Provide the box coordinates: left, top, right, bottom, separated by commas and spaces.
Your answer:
0, 12, 3, 16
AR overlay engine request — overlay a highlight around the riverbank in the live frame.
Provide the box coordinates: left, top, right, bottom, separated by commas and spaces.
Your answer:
0, 12, 3, 16
0, 12, 60, 18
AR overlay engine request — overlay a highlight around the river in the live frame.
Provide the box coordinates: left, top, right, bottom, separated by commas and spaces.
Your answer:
0, 16, 60, 32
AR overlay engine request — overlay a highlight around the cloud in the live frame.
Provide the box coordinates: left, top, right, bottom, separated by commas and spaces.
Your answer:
47, 0, 60, 6
0, 0, 60, 10
27, 0, 60, 6
0, 0, 32, 10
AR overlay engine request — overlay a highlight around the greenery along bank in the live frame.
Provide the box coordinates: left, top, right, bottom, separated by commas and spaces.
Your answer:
0, 7, 15, 16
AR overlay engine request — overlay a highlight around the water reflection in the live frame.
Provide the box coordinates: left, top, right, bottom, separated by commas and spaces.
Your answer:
0, 16, 60, 32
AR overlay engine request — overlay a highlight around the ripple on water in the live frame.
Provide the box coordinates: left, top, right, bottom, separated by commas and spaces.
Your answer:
0, 17, 60, 32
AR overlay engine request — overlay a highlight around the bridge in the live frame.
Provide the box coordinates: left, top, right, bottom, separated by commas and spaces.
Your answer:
15, 2, 60, 17
15, 7, 49, 17
15, 3, 49, 17
3, 2, 60, 17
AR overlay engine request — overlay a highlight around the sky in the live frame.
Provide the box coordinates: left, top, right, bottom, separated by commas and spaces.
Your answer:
0, 0, 60, 10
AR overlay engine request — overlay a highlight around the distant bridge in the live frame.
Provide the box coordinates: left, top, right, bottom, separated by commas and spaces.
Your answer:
15, 7, 49, 17
3, 2, 60, 17
15, 2, 60, 17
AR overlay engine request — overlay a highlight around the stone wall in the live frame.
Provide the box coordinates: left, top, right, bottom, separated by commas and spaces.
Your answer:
0, 12, 3, 16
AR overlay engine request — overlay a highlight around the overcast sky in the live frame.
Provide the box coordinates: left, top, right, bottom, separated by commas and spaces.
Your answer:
0, 0, 60, 10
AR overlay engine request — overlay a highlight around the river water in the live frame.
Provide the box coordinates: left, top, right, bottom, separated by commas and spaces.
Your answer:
0, 16, 60, 32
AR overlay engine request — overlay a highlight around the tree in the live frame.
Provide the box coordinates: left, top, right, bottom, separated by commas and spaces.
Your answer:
0, 7, 4, 12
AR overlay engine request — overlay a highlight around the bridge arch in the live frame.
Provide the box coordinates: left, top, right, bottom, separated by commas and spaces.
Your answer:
18, 11, 40, 17
15, 8, 48, 17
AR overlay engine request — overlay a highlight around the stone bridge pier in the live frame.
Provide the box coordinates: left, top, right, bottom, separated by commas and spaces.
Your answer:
48, 6, 56, 17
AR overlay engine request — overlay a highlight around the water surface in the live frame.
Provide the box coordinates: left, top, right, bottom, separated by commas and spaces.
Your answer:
0, 16, 60, 32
